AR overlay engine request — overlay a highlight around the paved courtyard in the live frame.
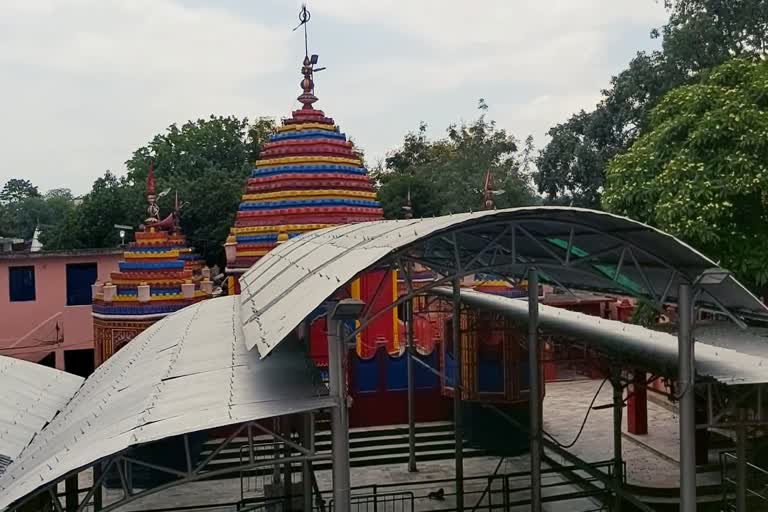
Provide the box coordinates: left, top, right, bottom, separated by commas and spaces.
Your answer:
66, 378, 698, 511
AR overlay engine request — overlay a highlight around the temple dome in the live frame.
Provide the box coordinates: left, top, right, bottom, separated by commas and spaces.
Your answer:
226, 103, 383, 272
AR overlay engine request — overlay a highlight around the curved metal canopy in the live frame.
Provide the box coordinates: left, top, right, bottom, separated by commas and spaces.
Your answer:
436, 287, 768, 386
0, 358, 82, 476
239, 207, 767, 357
0, 296, 332, 511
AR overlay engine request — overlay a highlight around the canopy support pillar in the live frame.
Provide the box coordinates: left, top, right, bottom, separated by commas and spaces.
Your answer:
406, 295, 417, 473
678, 283, 696, 512
528, 268, 542, 512
452, 278, 464, 512
736, 408, 747, 512
328, 316, 351, 512
303, 412, 315, 512
611, 367, 624, 512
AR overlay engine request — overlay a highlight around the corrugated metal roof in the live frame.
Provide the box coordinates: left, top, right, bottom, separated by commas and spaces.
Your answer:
0, 296, 332, 510
0, 359, 82, 475
239, 207, 768, 358
434, 287, 768, 386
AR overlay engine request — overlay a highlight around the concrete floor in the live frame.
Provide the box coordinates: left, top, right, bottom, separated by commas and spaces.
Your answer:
68, 378, 699, 511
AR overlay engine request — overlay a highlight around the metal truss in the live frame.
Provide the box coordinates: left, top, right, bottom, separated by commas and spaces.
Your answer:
10, 416, 330, 512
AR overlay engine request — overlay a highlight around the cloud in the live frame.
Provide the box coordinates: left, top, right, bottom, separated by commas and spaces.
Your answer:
0, 0, 290, 194
0, 0, 668, 194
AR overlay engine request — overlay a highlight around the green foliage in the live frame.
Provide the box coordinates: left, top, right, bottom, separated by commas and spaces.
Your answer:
629, 300, 660, 328
0, 180, 77, 240
1, 179, 40, 204
536, 0, 767, 206
124, 115, 276, 264
603, 58, 768, 287
375, 103, 536, 218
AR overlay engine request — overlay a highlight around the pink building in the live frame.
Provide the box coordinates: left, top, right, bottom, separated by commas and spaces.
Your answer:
0, 249, 121, 375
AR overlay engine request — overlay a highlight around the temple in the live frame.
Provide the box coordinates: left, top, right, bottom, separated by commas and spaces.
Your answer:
91, 164, 213, 365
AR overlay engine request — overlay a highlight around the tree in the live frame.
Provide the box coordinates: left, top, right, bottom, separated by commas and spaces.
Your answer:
125, 115, 276, 264
0, 180, 76, 241
603, 58, 768, 288
376, 102, 536, 218
536, 0, 767, 206
0, 179, 40, 204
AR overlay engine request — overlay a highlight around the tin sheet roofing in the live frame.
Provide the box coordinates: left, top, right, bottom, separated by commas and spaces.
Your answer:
435, 287, 768, 386
0, 359, 82, 476
0, 296, 332, 510
239, 207, 768, 358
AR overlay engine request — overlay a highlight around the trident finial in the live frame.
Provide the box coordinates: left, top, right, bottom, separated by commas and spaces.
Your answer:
294, 4, 325, 109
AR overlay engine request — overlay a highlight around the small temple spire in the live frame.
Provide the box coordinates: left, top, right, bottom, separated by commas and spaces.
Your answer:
146, 161, 160, 224
403, 184, 413, 219
482, 169, 496, 210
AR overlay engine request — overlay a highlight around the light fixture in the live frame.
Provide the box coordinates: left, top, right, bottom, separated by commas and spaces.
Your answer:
331, 298, 366, 320
694, 268, 732, 286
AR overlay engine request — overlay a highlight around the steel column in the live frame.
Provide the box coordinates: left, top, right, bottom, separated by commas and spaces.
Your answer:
736, 408, 747, 512
303, 412, 315, 512
452, 278, 464, 512
678, 283, 696, 512
93, 463, 103, 511
328, 316, 351, 512
65, 475, 78, 512
527, 269, 542, 512
612, 369, 624, 512
406, 296, 417, 472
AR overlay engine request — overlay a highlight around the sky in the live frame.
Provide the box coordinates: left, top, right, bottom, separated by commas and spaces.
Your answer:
0, 0, 668, 195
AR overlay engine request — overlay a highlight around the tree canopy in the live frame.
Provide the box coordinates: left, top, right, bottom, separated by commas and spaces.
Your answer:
124, 115, 275, 264
603, 58, 768, 288
374, 101, 537, 218
536, 0, 768, 207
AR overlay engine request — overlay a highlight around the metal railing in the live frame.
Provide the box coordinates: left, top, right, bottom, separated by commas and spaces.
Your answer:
306, 459, 618, 512
720, 451, 768, 507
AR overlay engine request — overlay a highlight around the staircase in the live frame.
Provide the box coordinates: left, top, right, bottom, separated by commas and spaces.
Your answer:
196, 421, 485, 479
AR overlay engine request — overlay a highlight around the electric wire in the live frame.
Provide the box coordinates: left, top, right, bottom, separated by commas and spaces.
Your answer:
543, 377, 609, 449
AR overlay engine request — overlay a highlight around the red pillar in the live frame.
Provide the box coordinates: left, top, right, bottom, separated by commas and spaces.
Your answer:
627, 371, 648, 435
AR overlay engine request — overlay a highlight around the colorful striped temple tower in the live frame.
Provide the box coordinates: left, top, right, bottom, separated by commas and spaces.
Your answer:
224, 48, 401, 369
223, 57, 382, 277
92, 164, 213, 365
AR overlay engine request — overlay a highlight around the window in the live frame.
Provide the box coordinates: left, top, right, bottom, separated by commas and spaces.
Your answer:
66, 263, 97, 306
9, 266, 35, 302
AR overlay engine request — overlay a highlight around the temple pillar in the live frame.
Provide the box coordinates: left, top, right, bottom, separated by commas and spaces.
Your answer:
627, 370, 648, 435
181, 281, 195, 299
102, 283, 116, 302
137, 283, 150, 303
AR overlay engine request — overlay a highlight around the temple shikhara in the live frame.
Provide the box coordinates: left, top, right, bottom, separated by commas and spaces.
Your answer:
91, 164, 213, 364
224, 56, 383, 276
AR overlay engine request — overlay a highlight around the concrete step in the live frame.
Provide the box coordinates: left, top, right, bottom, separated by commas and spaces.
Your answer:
199, 431, 458, 459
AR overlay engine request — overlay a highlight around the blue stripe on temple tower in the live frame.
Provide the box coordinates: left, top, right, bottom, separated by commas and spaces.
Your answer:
270, 130, 346, 141
119, 261, 186, 271
239, 199, 381, 210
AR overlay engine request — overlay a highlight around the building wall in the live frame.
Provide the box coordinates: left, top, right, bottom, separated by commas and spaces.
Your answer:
0, 251, 121, 371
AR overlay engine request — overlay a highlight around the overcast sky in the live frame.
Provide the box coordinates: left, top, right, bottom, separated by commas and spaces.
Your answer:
0, 0, 667, 195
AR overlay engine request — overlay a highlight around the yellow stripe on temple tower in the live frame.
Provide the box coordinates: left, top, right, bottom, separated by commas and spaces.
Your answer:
255, 156, 361, 168
276, 123, 338, 133
230, 224, 333, 235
